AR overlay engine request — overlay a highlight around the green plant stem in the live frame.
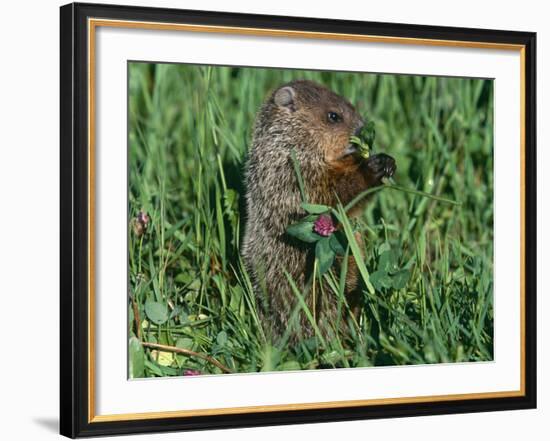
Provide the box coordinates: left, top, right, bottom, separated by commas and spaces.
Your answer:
386, 183, 462, 206
141, 341, 233, 374
343, 182, 461, 213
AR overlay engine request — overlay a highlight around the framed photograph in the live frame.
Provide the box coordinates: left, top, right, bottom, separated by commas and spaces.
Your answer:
60, 2, 537, 438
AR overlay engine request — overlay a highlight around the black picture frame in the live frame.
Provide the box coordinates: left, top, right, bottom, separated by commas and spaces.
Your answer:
60, 2, 537, 438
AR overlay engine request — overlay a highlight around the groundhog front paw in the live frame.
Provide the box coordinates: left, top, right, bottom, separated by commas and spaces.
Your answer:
364, 153, 396, 183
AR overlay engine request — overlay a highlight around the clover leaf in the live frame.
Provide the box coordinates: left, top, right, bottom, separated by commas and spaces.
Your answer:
286, 221, 320, 243
329, 231, 347, 255
300, 202, 331, 214
369, 244, 411, 291
315, 237, 335, 276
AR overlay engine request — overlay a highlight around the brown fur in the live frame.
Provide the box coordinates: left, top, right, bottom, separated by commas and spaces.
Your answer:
241, 80, 395, 341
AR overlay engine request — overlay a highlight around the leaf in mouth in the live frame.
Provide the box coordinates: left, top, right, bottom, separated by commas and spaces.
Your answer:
349, 120, 376, 159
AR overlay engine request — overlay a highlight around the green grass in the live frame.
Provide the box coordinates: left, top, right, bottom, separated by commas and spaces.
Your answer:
128, 62, 494, 377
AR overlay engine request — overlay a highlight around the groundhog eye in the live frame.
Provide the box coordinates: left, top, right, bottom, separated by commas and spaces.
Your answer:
327, 111, 342, 124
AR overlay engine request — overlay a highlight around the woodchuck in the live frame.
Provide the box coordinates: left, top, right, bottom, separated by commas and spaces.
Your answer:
242, 79, 396, 341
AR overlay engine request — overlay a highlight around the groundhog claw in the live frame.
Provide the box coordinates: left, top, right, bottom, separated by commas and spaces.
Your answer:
365, 153, 396, 182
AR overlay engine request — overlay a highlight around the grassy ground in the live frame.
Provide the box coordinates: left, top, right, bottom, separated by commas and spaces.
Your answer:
127, 62, 494, 378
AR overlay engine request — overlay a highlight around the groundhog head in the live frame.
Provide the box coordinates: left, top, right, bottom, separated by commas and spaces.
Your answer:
266, 80, 365, 168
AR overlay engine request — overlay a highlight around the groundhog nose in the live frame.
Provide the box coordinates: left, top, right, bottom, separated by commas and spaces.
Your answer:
353, 125, 364, 136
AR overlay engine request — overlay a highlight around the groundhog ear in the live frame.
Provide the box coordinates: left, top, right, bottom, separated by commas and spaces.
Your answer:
273, 86, 296, 111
